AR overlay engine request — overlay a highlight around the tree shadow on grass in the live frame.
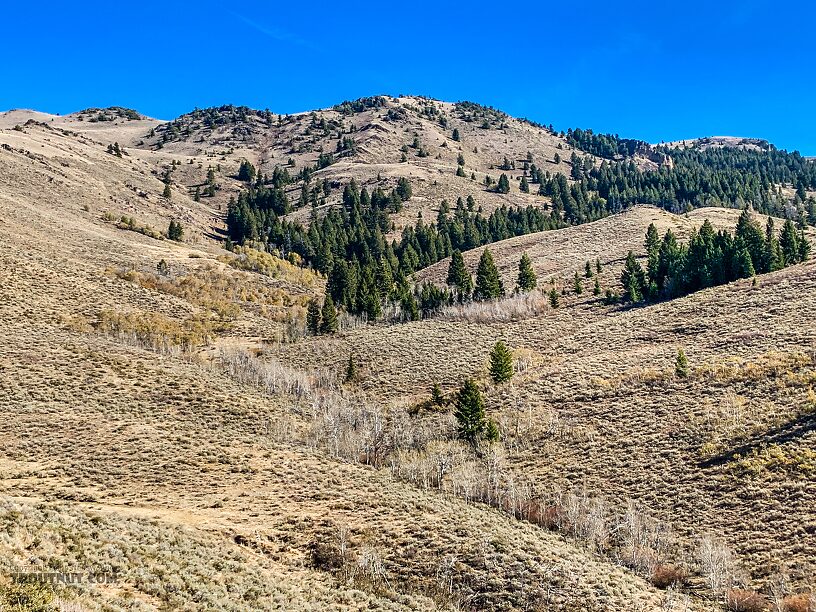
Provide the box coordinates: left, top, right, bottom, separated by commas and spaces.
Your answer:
698, 410, 816, 469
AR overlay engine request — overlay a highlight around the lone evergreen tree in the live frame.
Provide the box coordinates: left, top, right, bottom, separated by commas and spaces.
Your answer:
675, 348, 689, 378
162, 183, 172, 199
548, 286, 560, 307
320, 295, 338, 334
431, 382, 445, 406
484, 419, 500, 443
167, 220, 183, 241
306, 298, 322, 335
474, 249, 504, 300
496, 173, 510, 194
489, 341, 514, 383
585, 260, 593, 278
452, 128, 460, 141
344, 354, 358, 383
517, 253, 537, 292
454, 379, 486, 445
447, 250, 473, 301
593, 276, 601, 295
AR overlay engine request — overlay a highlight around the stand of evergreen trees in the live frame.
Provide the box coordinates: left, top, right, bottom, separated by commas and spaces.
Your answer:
227, 177, 561, 320
620, 209, 810, 304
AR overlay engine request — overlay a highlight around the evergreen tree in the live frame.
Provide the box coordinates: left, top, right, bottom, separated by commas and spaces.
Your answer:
452, 128, 460, 142
454, 379, 486, 445
167, 220, 183, 241
489, 341, 513, 383
799, 231, 811, 261
736, 207, 768, 273
780, 219, 800, 265
516, 253, 537, 292
645, 223, 661, 284
431, 382, 445, 406
548, 286, 560, 307
306, 298, 322, 335
585, 260, 592, 278
474, 249, 504, 300
163, 183, 172, 199
238, 160, 256, 182
484, 419, 500, 443
320, 295, 338, 334
344, 354, 357, 383
519, 176, 529, 193
620, 251, 646, 302
596, 258, 602, 274
675, 348, 689, 378
496, 173, 511, 194
764, 218, 781, 271
573, 271, 583, 295
593, 277, 601, 295
737, 244, 756, 278
396, 177, 412, 201
447, 250, 473, 301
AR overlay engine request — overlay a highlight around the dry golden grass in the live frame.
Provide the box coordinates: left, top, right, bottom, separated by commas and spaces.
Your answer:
0, 114, 708, 610
271, 210, 816, 603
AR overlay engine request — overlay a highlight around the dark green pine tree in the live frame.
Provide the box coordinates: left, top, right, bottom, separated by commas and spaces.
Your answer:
306, 298, 322, 335
163, 183, 172, 199
452, 128, 460, 142
474, 249, 504, 300
645, 223, 661, 284
496, 173, 511, 194
780, 219, 800, 265
454, 379, 486, 445
344, 354, 357, 383
447, 250, 473, 301
620, 251, 646, 302
573, 271, 583, 295
593, 276, 601, 295
519, 176, 530, 193
489, 341, 514, 383
765, 218, 782, 272
735, 207, 768, 273
516, 253, 537, 292
320, 295, 338, 334
548, 286, 560, 308
585, 260, 593, 278
737, 244, 756, 278
799, 230, 811, 261
167, 219, 183, 241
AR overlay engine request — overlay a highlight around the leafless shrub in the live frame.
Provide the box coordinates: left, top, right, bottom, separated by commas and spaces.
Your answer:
699, 534, 738, 595
217, 348, 335, 400
437, 289, 550, 323
726, 588, 770, 612
652, 564, 688, 589
781, 593, 813, 612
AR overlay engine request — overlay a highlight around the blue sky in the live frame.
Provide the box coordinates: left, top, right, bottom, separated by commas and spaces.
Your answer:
2, 0, 814, 154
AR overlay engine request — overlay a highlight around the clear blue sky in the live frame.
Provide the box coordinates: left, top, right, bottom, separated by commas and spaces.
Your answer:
2, 0, 814, 154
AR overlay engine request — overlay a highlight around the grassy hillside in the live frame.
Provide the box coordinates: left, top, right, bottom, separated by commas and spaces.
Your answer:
0, 98, 814, 611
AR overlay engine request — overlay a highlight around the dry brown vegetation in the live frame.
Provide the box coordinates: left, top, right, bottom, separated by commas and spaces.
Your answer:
1, 102, 814, 611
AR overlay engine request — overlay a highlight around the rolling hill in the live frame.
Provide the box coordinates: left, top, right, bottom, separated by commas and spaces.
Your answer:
1, 97, 815, 611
